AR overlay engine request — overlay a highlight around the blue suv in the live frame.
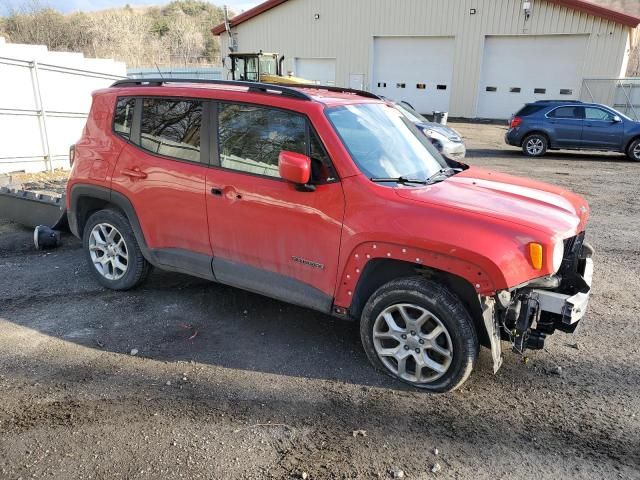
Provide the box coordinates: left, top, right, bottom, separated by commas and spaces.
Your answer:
505, 100, 640, 161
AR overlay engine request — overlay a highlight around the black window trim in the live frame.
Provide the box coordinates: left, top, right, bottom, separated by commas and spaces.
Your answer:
545, 105, 585, 121
212, 99, 340, 185
110, 94, 340, 183
113, 94, 211, 167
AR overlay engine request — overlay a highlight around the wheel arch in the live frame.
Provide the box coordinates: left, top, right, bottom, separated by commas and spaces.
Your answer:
624, 134, 640, 154
343, 251, 494, 349
69, 184, 150, 258
521, 130, 551, 147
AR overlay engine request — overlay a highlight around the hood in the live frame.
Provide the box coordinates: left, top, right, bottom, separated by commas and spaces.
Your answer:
395, 167, 589, 239
417, 122, 462, 141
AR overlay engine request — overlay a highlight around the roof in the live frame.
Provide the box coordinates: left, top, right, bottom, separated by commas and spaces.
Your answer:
107, 78, 381, 107
211, 0, 640, 35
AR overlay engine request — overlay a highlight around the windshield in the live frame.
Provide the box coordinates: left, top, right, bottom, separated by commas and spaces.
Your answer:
326, 103, 448, 181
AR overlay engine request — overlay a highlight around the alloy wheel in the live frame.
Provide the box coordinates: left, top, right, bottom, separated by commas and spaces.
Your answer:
372, 303, 453, 384
526, 138, 544, 156
633, 143, 640, 160
88, 223, 129, 281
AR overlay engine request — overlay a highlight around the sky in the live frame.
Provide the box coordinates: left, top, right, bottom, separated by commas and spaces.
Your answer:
0, 0, 260, 15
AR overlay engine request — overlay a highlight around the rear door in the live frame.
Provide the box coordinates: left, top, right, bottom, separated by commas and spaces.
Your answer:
545, 106, 585, 148
111, 96, 212, 276
205, 101, 345, 312
582, 106, 624, 150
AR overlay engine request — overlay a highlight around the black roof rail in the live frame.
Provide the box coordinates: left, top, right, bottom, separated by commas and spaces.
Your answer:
291, 83, 382, 100
534, 99, 583, 104
110, 78, 312, 101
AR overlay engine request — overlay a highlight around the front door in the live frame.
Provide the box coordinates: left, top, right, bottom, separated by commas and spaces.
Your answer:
206, 102, 344, 312
111, 96, 212, 276
546, 105, 584, 148
582, 107, 624, 150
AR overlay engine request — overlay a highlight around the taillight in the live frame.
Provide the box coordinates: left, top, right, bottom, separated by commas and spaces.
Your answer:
69, 145, 76, 167
510, 116, 523, 129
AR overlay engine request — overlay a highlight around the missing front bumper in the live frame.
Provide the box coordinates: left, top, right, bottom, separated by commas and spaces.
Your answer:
535, 258, 593, 326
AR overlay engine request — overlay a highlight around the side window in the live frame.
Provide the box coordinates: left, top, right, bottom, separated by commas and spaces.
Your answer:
113, 97, 135, 139
218, 103, 306, 178
585, 107, 614, 121
548, 106, 583, 119
139, 98, 203, 163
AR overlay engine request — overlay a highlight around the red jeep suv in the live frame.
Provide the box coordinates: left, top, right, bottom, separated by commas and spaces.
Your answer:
66, 79, 594, 392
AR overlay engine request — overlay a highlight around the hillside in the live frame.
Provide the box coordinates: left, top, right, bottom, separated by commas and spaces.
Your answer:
0, 0, 228, 68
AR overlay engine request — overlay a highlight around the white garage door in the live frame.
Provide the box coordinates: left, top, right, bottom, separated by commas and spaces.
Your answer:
477, 35, 588, 119
294, 58, 336, 85
373, 36, 455, 115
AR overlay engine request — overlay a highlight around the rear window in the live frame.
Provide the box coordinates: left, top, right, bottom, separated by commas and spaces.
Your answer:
515, 104, 546, 117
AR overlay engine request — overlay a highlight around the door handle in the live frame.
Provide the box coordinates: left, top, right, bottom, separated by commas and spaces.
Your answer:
121, 168, 147, 179
210, 187, 223, 196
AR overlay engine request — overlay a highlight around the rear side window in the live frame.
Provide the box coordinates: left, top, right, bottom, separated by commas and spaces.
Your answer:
113, 97, 135, 139
515, 104, 546, 117
548, 106, 584, 119
140, 98, 203, 163
218, 103, 306, 178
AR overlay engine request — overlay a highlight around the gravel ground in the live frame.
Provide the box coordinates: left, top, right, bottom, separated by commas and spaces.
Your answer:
0, 123, 639, 480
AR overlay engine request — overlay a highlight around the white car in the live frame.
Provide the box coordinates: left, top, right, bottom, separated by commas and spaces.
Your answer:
393, 101, 466, 162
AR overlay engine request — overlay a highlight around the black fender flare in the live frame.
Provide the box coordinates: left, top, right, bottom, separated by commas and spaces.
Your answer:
69, 184, 151, 259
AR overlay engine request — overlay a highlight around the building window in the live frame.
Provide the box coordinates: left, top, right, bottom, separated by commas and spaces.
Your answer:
560, 89, 573, 95
113, 97, 135, 139
396, 83, 406, 88
437, 84, 447, 90
510, 87, 521, 93
139, 98, 203, 163
534, 88, 547, 94
377, 82, 387, 88
416, 83, 426, 90
218, 103, 306, 179
486, 86, 497, 92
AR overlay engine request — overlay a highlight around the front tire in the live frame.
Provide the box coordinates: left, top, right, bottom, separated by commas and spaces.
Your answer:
360, 277, 479, 393
522, 133, 548, 157
626, 138, 640, 162
83, 209, 151, 290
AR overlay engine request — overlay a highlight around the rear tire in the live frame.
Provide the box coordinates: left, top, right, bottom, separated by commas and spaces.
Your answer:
522, 133, 548, 157
626, 138, 640, 162
360, 276, 479, 393
83, 209, 151, 290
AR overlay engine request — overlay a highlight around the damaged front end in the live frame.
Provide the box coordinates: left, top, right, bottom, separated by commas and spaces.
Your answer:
483, 232, 594, 372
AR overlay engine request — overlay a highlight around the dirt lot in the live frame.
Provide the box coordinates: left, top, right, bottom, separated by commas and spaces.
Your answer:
1, 123, 639, 480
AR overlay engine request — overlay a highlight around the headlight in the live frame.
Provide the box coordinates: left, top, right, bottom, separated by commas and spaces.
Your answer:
552, 240, 564, 273
425, 129, 448, 143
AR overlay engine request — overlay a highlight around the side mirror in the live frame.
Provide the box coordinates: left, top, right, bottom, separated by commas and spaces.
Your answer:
613, 115, 622, 123
278, 151, 312, 188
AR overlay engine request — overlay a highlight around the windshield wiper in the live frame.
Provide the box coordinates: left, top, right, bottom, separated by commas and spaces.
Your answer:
426, 167, 459, 184
370, 176, 428, 185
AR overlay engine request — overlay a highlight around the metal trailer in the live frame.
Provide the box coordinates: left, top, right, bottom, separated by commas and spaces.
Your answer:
0, 186, 67, 230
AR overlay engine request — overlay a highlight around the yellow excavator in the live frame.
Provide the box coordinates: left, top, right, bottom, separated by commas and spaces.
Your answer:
228, 51, 310, 85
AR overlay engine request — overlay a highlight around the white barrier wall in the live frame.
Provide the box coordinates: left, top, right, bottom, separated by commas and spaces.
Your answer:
0, 37, 126, 174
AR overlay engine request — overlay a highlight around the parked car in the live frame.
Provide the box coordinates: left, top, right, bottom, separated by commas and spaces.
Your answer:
67, 80, 593, 392
506, 100, 640, 160
389, 100, 466, 162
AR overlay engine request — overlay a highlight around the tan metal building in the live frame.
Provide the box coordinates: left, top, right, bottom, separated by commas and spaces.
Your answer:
213, 0, 640, 119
